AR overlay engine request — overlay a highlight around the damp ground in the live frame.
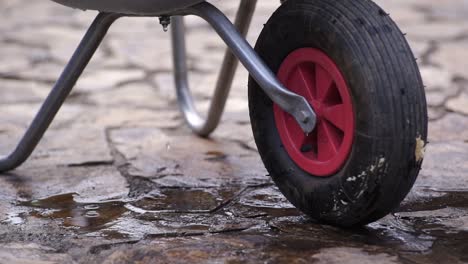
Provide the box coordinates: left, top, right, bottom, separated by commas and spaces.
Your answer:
1, 0, 468, 263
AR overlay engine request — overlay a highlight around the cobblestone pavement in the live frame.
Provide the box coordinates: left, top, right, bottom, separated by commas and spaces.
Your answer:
0, 0, 467, 263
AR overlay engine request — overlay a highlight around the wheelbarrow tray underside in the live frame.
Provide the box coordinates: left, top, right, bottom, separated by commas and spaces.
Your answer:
52, 0, 205, 15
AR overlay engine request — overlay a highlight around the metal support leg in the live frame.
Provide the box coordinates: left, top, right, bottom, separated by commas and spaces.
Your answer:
0, 12, 121, 172
171, 0, 257, 137
174, 1, 317, 136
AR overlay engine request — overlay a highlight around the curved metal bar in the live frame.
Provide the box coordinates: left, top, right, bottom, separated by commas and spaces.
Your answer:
175, 1, 317, 136
0, 12, 121, 172
171, 0, 257, 137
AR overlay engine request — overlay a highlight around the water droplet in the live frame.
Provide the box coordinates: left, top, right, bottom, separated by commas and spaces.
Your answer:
84, 204, 100, 210
3, 212, 24, 225
85, 211, 100, 218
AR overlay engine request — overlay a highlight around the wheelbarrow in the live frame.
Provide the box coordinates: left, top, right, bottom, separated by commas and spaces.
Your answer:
0, 0, 428, 226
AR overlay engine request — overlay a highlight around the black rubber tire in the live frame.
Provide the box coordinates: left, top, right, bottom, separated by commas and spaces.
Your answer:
248, 0, 428, 227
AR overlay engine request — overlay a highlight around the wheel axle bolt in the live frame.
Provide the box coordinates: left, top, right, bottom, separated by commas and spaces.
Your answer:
300, 111, 310, 124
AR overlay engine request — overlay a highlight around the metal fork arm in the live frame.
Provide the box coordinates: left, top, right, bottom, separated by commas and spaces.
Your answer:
171, 0, 257, 137
174, 1, 317, 136
0, 12, 121, 172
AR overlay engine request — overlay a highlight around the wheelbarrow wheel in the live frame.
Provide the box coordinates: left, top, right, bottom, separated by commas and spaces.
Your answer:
248, 0, 428, 226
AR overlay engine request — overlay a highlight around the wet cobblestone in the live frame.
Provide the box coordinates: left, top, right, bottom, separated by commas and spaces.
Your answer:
0, 0, 468, 263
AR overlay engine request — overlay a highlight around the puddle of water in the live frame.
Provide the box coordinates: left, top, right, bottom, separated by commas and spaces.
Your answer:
11, 186, 468, 262
230, 187, 301, 218
398, 190, 468, 212
130, 188, 240, 213
244, 207, 301, 218
18, 193, 127, 232
15, 188, 242, 238
204, 151, 228, 162
2, 212, 25, 225
364, 190, 468, 262
365, 217, 468, 262
265, 190, 468, 262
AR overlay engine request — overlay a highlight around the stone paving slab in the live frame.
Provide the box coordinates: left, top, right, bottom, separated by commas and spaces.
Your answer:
0, 0, 467, 263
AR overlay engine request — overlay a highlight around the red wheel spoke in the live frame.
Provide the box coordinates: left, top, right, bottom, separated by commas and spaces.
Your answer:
317, 122, 337, 160
323, 104, 346, 131
285, 115, 307, 149
291, 64, 316, 101
316, 65, 334, 102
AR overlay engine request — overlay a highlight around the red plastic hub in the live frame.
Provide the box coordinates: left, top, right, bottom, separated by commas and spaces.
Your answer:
274, 48, 355, 176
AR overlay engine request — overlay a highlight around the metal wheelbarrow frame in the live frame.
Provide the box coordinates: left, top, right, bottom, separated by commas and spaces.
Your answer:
0, 0, 317, 172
